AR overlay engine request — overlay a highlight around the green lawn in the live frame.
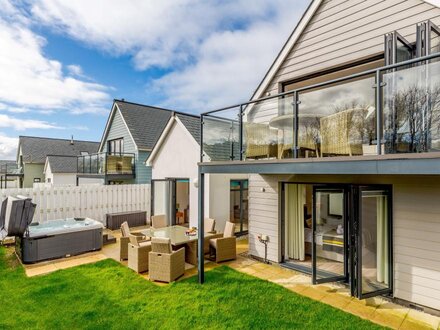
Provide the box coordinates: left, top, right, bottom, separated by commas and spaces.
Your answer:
0, 247, 383, 330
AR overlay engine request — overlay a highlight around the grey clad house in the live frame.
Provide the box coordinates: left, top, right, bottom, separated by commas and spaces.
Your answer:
78, 99, 178, 185
17, 136, 99, 188
198, 0, 440, 315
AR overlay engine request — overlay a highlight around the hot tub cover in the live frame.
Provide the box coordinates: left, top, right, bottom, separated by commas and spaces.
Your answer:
0, 196, 35, 238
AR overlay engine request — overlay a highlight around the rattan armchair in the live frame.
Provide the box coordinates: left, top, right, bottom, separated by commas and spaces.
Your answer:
120, 221, 148, 261
128, 234, 152, 273
149, 237, 185, 283
204, 218, 218, 254
151, 214, 167, 229
209, 221, 236, 263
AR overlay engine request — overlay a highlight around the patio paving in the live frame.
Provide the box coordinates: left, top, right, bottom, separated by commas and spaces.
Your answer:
20, 228, 440, 330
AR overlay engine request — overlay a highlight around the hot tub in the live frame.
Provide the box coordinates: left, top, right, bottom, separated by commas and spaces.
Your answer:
16, 218, 104, 264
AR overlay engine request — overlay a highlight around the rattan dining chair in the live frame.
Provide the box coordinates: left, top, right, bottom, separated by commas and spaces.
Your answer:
149, 237, 185, 283
209, 221, 237, 263
127, 234, 152, 273
119, 221, 148, 261
151, 214, 167, 229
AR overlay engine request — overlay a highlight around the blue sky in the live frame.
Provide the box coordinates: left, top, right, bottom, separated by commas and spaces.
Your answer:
0, 0, 309, 159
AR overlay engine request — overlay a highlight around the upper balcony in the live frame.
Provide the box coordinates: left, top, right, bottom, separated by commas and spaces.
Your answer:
201, 53, 440, 168
77, 152, 135, 178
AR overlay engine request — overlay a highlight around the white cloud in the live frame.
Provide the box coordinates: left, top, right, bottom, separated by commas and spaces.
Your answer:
0, 132, 18, 159
0, 114, 61, 131
29, 0, 309, 111
67, 64, 83, 77
0, 2, 111, 115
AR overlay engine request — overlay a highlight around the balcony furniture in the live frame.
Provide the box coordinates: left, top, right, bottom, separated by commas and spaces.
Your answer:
128, 234, 152, 273
140, 225, 218, 265
120, 221, 148, 261
244, 123, 278, 159
106, 211, 147, 230
269, 113, 322, 158
320, 108, 364, 157
209, 221, 237, 263
151, 214, 167, 229
149, 237, 185, 283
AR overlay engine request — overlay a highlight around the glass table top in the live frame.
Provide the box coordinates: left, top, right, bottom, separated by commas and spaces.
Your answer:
140, 226, 214, 246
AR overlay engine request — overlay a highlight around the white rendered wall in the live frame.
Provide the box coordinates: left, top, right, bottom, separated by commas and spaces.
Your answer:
150, 120, 248, 230
150, 121, 202, 227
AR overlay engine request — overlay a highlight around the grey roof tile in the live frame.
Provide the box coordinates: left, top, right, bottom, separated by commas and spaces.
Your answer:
46, 155, 78, 173
176, 113, 201, 145
19, 136, 99, 163
115, 100, 173, 150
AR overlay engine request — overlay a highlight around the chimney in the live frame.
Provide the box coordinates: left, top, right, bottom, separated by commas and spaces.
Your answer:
70, 135, 74, 145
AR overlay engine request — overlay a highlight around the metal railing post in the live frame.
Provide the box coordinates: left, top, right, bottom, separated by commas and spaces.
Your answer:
293, 91, 299, 159
376, 70, 384, 155
239, 105, 244, 161
200, 114, 204, 163
197, 170, 205, 284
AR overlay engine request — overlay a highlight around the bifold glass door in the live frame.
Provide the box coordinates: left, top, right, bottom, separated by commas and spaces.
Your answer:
151, 179, 175, 226
356, 187, 393, 299
312, 187, 348, 284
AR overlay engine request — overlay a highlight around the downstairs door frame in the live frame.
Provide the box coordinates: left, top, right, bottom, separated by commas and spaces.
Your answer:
280, 181, 393, 300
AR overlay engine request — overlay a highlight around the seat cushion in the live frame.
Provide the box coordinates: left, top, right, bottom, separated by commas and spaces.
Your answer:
139, 241, 152, 248
209, 238, 217, 249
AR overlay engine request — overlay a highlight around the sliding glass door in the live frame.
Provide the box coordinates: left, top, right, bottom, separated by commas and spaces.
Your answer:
356, 187, 393, 299
151, 179, 175, 226
312, 186, 348, 284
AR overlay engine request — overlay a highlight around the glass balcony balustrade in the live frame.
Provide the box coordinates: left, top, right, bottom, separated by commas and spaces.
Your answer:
202, 53, 440, 162
77, 152, 135, 176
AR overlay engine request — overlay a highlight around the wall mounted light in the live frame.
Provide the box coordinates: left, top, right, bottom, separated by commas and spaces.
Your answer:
193, 178, 198, 188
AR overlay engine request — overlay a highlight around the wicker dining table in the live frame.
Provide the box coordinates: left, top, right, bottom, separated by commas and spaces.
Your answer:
140, 225, 219, 265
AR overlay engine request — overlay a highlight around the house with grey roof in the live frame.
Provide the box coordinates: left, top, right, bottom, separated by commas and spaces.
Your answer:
0, 160, 20, 188
44, 155, 102, 186
80, 99, 184, 185
17, 136, 99, 188
146, 112, 249, 235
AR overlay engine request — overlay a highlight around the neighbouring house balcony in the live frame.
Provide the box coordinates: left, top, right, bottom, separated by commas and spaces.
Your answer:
77, 152, 136, 178
201, 53, 440, 164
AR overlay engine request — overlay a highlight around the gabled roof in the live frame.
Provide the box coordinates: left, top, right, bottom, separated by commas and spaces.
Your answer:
19, 136, 99, 164
250, 0, 440, 101
45, 155, 78, 174
100, 100, 174, 151
250, 0, 322, 101
176, 113, 201, 145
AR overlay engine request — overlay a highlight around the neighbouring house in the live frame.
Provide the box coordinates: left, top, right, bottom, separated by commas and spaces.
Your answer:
17, 136, 100, 188
44, 155, 104, 186
79, 99, 174, 185
146, 112, 248, 233
0, 160, 20, 189
198, 0, 440, 315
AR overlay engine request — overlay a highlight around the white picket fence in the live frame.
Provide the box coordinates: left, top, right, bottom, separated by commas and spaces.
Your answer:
0, 184, 150, 224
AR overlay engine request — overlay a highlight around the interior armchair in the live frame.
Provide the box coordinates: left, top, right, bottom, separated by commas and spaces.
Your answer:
209, 221, 237, 263
120, 221, 148, 261
127, 234, 152, 273
149, 237, 185, 283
